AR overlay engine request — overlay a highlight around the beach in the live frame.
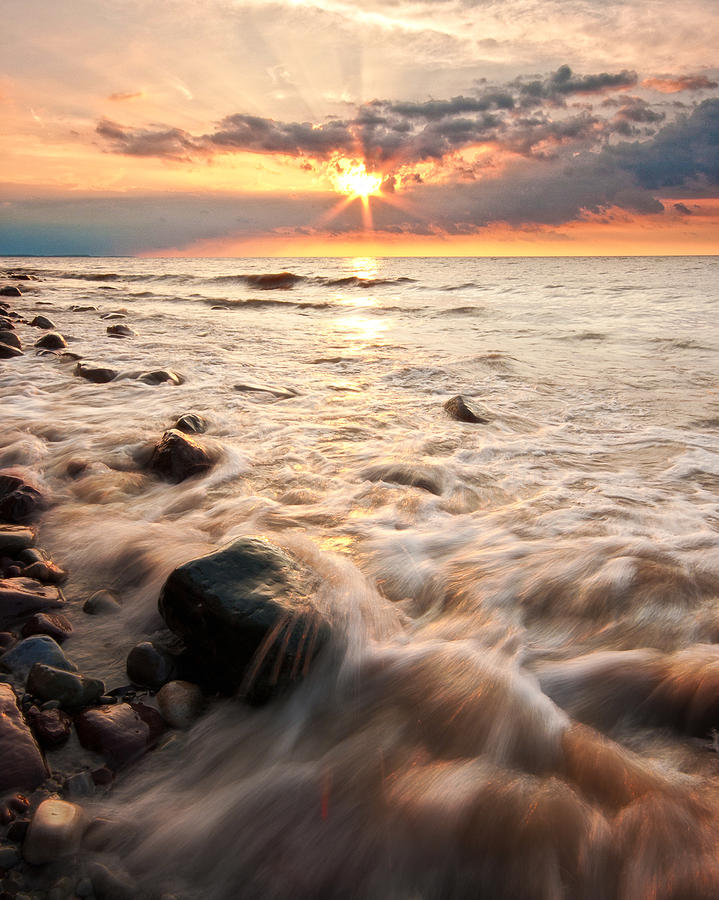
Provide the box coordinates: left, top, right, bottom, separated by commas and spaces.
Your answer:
1, 254, 719, 898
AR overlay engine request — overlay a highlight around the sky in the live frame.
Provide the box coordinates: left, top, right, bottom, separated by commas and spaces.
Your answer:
1, 0, 718, 256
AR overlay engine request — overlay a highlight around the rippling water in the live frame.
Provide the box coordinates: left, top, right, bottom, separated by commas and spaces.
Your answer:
2, 255, 719, 898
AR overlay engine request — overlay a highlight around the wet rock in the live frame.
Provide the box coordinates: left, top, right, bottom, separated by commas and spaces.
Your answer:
0, 636, 75, 679
137, 369, 183, 386
26, 664, 104, 709
0, 526, 36, 556
0, 684, 48, 793
101, 312, 126, 320
21, 612, 73, 643
60, 350, 82, 361
73, 362, 117, 383
174, 412, 207, 434
21, 561, 67, 584
29, 315, 55, 330
0, 844, 20, 868
234, 382, 298, 400
157, 680, 204, 729
0, 286, 21, 297
0, 330, 21, 349
0, 342, 23, 359
74, 702, 165, 769
0, 471, 47, 523
70, 304, 97, 312
126, 642, 175, 689
34, 332, 67, 350
28, 707, 72, 750
0, 632, 14, 650
83, 590, 121, 615
0, 579, 63, 629
63, 771, 94, 799
22, 799, 86, 865
106, 324, 136, 338
6, 818, 30, 842
159, 537, 330, 700
87, 860, 138, 900
362, 462, 444, 495
148, 429, 213, 483
443, 395, 489, 424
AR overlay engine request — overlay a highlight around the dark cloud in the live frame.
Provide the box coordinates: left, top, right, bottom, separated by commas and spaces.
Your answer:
643, 75, 719, 94
209, 113, 353, 156
518, 65, 637, 105
96, 118, 204, 161
674, 202, 693, 214
387, 92, 515, 119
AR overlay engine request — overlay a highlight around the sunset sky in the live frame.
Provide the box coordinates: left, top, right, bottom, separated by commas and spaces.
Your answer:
1, 0, 718, 256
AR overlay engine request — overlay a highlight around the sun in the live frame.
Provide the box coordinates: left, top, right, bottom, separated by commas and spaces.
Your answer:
333, 162, 382, 198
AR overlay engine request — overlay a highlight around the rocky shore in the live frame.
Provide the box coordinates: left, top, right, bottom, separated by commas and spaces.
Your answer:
0, 276, 330, 900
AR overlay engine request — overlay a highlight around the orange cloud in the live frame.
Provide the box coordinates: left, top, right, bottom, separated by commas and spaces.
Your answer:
108, 90, 145, 102
642, 75, 718, 93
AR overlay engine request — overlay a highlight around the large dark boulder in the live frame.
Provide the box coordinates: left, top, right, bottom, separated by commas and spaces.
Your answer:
0, 684, 48, 793
0, 579, 64, 629
0, 330, 21, 349
0, 286, 21, 297
148, 429, 212, 483
0, 471, 47, 523
0, 342, 22, 359
158, 538, 330, 701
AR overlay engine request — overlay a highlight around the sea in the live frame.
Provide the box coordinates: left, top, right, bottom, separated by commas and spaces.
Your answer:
1, 255, 719, 899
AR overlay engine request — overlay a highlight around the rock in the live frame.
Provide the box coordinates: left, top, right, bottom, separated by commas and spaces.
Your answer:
106, 324, 136, 338
76, 877, 93, 897
30, 315, 56, 329
74, 362, 117, 383
87, 861, 138, 900
0, 632, 14, 650
443, 395, 489, 424
26, 664, 104, 709
6, 818, 30, 841
21, 612, 73, 643
63, 771, 94, 799
174, 413, 207, 434
148, 429, 212, 483
34, 332, 67, 350
234, 382, 298, 400
0, 684, 48, 793
159, 537, 330, 700
59, 351, 82, 361
74, 702, 165, 769
21, 561, 67, 584
28, 707, 72, 750
70, 304, 97, 312
0, 635, 75, 680
0, 526, 36, 555
126, 642, 175, 690
83, 590, 121, 615
0, 579, 63, 630
101, 312, 126, 320
137, 369, 183, 385
0, 844, 20, 868
22, 799, 86, 865
0, 342, 23, 359
157, 680, 204, 729
0, 471, 47, 523
0, 286, 21, 297
0, 330, 21, 349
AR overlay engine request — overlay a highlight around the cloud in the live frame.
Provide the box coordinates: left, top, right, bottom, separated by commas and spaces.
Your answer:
107, 90, 144, 102
96, 118, 206, 161
517, 65, 637, 106
643, 75, 719, 93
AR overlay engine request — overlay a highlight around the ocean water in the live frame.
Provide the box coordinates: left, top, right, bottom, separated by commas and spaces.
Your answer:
2, 255, 719, 898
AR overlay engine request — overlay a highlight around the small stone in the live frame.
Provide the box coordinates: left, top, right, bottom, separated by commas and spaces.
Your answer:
157, 680, 204, 729
6, 819, 30, 842
40, 699, 61, 710
91, 766, 113, 786
47, 876, 75, 900
75, 702, 165, 769
34, 332, 67, 350
70, 304, 97, 311
63, 771, 95, 799
88, 861, 137, 900
30, 315, 55, 330
21, 612, 73, 643
0, 684, 48, 793
76, 877, 93, 897
0, 579, 64, 629
5, 565, 21, 578
0, 844, 20, 869
83, 589, 121, 615
0, 636, 75, 679
126, 642, 175, 690
0, 343, 23, 359
26, 664, 104, 709
101, 312, 126, 320
137, 369, 183, 386
148, 430, 212, 483
174, 412, 208, 434
18, 547, 45, 565
0, 633, 14, 650
74, 362, 117, 383
0, 330, 21, 349
23, 799, 86, 865
106, 324, 137, 338
443, 395, 489, 424
0, 471, 47, 524
28, 707, 73, 750
0, 286, 21, 297
21, 561, 67, 584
